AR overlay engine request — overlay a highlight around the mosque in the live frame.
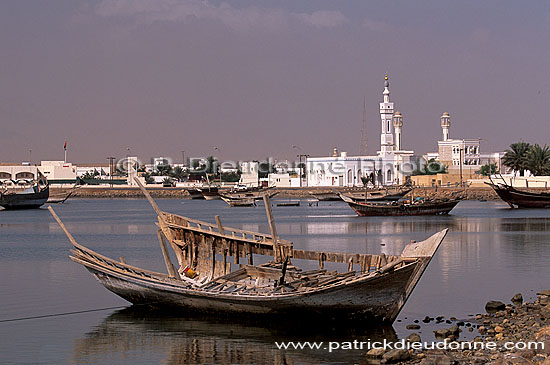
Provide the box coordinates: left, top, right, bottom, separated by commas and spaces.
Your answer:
306, 74, 417, 187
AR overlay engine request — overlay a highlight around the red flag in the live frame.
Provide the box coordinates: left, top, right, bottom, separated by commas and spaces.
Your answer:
64, 139, 67, 150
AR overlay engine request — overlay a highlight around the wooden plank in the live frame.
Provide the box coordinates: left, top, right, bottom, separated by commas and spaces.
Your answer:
234, 241, 240, 264
263, 194, 280, 262
248, 245, 254, 265
215, 215, 225, 235
240, 265, 300, 281
157, 230, 180, 279
133, 177, 163, 217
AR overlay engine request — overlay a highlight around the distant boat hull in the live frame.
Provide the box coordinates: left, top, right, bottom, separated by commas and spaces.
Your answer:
201, 187, 221, 200
277, 201, 300, 207
0, 185, 49, 210
341, 195, 459, 217
221, 197, 256, 207
47, 188, 76, 204
344, 188, 413, 203
487, 182, 550, 208
309, 192, 341, 201
185, 189, 205, 200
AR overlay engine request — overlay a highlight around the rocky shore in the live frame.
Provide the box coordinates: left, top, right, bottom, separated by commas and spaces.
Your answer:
61, 186, 503, 201
366, 291, 550, 364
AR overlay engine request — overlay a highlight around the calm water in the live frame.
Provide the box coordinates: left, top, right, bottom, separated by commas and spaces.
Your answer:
1, 199, 550, 364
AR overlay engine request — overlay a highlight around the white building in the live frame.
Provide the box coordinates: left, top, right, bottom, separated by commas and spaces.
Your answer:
425, 112, 505, 175
239, 161, 259, 187
0, 161, 77, 183
268, 173, 301, 188
307, 75, 416, 187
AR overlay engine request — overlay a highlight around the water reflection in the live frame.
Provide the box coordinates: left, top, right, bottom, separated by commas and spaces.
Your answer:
74, 307, 397, 364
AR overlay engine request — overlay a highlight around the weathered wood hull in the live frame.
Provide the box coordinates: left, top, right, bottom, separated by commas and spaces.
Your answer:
344, 199, 459, 217
185, 189, 205, 199
309, 192, 341, 201
344, 188, 412, 203
48, 180, 448, 325
487, 183, 550, 208
47, 188, 76, 204
221, 197, 256, 207
0, 185, 49, 209
201, 187, 221, 200
80, 256, 426, 322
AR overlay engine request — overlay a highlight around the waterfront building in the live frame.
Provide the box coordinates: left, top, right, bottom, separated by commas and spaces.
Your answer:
0, 161, 77, 184
239, 161, 259, 187
307, 75, 417, 187
424, 112, 506, 177
268, 173, 300, 188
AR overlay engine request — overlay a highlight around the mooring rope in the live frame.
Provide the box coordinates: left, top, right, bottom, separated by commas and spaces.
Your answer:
0, 305, 128, 323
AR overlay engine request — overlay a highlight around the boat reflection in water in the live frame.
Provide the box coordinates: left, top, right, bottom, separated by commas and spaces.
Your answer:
73, 307, 397, 364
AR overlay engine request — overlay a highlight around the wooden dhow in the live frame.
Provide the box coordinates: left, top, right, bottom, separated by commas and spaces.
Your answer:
340, 194, 460, 217
342, 187, 413, 203
48, 178, 448, 323
486, 182, 550, 208
0, 179, 49, 209
220, 196, 256, 207
47, 186, 78, 204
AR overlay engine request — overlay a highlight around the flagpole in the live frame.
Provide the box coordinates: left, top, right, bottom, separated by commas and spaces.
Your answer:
64, 139, 67, 163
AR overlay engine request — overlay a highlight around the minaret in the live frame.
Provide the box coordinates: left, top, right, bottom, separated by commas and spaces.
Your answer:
379, 73, 394, 156
393, 111, 403, 151
441, 112, 451, 141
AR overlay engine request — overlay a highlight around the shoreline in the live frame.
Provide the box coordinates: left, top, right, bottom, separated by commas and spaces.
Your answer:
371, 291, 550, 364
58, 186, 507, 201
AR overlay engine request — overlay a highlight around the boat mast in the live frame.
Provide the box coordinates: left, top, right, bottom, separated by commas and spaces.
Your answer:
263, 194, 281, 262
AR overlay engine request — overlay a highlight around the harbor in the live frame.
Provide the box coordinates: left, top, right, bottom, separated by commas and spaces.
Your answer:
1, 198, 550, 363
4, 1, 550, 363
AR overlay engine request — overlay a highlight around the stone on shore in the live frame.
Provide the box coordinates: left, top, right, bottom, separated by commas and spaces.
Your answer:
511, 293, 523, 305
366, 348, 385, 358
382, 349, 410, 363
406, 324, 421, 330
485, 300, 506, 313
433, 325, 460, 338
406, 333, 421, 343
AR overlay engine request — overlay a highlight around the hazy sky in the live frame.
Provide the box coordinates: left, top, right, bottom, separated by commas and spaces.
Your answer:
1, 1, 550, 164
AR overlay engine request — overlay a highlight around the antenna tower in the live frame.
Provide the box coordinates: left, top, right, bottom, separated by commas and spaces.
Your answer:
360, 96, 368, 155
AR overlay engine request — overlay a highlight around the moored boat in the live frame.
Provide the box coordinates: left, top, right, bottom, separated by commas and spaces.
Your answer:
276, 201, 300, 207
342, 187, 413, 203
48, 178, 449, 323
221, 190, 278, 201
47, 187, 78, 204
486, 182, 550, 208
200, 186, 221, 200
221, 196, 256, 207
184, 188, 205, 200
309, 191, 341, 201
0, 179, 49, 210
340, 194, 460, 217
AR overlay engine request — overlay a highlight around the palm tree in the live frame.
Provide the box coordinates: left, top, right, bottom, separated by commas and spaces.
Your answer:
502, 142, 530, 176
525, 144, 550, 176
